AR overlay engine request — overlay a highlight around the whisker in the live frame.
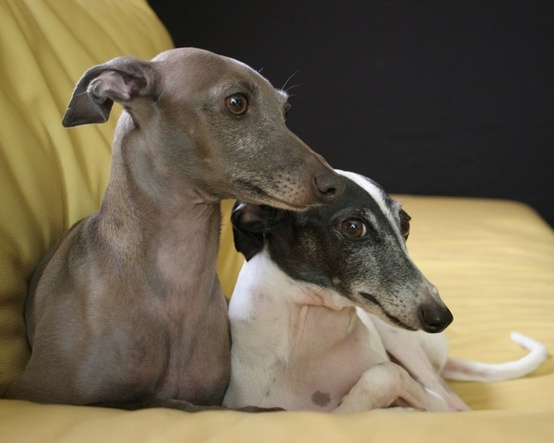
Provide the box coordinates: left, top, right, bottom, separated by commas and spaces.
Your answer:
284, 83, 302, 94
281, 71, 299, 91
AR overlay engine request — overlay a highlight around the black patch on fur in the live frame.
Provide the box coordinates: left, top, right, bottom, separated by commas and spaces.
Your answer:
262, 176, 406, 293
311, 391, 331, 407
231, 174, 422, 310
360, 292, 417, 331
232, 203, 284, 261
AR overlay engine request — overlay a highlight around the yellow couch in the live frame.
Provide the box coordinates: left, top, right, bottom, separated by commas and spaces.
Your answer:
1, 1, 553, 441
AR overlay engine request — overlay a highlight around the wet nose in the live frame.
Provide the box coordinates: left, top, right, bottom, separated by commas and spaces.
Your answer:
418, 303, 454, 333
314, 172, 344, 202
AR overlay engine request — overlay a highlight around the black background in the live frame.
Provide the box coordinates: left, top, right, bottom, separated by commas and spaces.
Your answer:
148, 1, 553, 226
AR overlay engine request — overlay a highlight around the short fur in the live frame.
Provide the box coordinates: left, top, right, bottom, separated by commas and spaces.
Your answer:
5, 48, 343, 410
224, 170, 547, 412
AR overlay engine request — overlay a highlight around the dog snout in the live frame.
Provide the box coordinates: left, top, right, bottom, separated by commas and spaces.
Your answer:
418, 303, 453, 333
313, 171, 343, 202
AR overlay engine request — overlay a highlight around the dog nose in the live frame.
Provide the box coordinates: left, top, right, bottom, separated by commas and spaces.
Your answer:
314, 172, 344, 201
418, 303, 453, 333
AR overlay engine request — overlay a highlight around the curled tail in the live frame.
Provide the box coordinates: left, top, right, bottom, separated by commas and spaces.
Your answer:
442, 332, 548, 382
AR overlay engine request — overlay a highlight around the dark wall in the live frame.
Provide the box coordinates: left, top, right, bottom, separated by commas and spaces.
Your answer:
148, 1, 553, 226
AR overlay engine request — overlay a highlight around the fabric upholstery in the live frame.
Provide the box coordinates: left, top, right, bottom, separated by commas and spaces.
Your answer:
1, 1, 552, 441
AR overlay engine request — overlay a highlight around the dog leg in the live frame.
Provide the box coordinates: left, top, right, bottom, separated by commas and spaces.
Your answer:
333, 362, 450, 413
369, 313, 471, 411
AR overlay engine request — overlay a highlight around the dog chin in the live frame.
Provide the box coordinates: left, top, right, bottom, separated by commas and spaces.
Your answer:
357, 292, 419, 332
232, 185, 311, 211
257, 194, 320, 211
381, 313, 419, 332
368, 307, 419, 332
230, 177, 327, 210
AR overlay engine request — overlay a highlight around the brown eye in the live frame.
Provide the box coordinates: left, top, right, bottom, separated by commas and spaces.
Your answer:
341, 218, 367, 238
225, 94, 248, 115
400, 210, 411, 240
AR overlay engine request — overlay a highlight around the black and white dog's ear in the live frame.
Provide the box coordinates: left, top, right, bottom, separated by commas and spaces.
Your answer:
231, 203, 283, 261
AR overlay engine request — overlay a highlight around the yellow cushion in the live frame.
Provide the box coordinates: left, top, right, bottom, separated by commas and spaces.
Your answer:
395, 196, 554, 411
2, 0, 554, 441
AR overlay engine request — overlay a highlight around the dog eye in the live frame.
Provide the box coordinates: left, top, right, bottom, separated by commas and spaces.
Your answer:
225, 94, 248, 115
341, 218, 367, 238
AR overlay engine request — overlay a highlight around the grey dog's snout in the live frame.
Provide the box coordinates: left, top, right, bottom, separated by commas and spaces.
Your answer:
418, 303, 454, 333
314, 172, 343, 202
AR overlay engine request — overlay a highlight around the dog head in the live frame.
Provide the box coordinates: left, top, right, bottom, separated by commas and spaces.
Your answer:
232, 170, 453, 333
62, 48, 343, 209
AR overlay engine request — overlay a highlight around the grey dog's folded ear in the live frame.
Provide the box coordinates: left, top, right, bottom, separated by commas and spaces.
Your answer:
62, 56, 155, 127
231, 203, 284, 261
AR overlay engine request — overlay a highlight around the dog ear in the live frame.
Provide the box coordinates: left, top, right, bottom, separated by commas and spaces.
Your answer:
62, 56, 155, 127
231, 203, 266, 261
231, 203, 283, 261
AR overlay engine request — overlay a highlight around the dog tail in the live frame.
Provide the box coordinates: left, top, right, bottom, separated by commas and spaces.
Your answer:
442, 331, 548, 382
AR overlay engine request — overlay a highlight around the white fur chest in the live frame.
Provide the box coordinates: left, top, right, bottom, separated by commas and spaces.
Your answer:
224, 252, 390, 411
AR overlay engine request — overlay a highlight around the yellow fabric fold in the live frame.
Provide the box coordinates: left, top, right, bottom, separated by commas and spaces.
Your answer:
1, 1, 552, 441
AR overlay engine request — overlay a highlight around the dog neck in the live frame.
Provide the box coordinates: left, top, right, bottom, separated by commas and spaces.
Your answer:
231, 250, 361, 355
94, 126, 223, 304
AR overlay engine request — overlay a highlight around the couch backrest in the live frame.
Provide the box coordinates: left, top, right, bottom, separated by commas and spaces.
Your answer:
0, 0, 177, 395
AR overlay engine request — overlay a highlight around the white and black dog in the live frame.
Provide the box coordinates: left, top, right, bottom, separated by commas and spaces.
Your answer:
223, 170, 547, 412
